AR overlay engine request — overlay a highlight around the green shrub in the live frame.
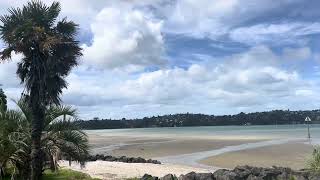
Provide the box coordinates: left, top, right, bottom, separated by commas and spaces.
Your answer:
307, 146, 320, 173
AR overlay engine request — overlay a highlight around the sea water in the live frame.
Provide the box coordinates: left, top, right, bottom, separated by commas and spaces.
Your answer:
86, 124, 320, 141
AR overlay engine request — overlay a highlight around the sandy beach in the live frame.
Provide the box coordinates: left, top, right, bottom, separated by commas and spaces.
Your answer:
103, 138, 258, 159
200, 142, 314, 170
60, 127, 318, 179
87, 131, 315, 169
59, 160, 212, 179
87, 132, 262, 159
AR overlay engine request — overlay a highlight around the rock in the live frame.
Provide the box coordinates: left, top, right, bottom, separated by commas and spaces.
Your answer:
213, 169, 241, 180
119, 156, 128, 162
213, 169, 228, 178
128, 157, 134, 163
233, 166, 252, 179
160, 174, 177, 180
178, 171, 197, 180
195, 173, 214, 180
259, 168, 281, 179
83, 154, 161, 164
250, 167, 262, 176
152, 160, 161, 164
246, 174, 260, 180
137, 157, 146, 163
109, 157, 116, 161
141, 174, 159, 180
95, 154, 104, 160
153, 165, 320, 180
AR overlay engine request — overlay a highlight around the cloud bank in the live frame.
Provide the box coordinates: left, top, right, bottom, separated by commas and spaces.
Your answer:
1, 0, 320, 118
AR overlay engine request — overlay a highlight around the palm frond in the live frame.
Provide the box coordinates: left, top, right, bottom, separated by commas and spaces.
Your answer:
56, 18, 78, 37
45, 105, 77, 127
14, 98, 33, 123
0, 47, 14, 61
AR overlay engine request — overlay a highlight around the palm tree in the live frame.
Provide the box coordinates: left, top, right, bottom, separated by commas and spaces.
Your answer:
0, 1, 82, 179
0, 97, 88, 179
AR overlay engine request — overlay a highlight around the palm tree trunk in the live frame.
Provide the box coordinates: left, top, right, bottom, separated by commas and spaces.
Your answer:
30, 85, 45, 180
49, 155, 56, 172
0, 165, 4, 180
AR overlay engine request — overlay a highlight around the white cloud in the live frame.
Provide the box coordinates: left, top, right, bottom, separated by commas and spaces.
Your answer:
164, 0, 237, 38
229, 22, 320, 45
282, 47, 312, 62
0, 53, 24, 104
82, 6, 166, 69
163, 0, 306, 39
61, 46, 319, 118
1, 1, 320, 119
0, 53, 23, 88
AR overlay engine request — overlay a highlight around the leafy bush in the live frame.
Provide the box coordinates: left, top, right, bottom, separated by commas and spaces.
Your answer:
0, 97, 89, 179
307, 146, 320, 173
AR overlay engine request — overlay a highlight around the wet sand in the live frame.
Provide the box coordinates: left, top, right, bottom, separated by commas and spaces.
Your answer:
200, 142, 314, 170
88, 134, 259, 159
87, 132, 315, 170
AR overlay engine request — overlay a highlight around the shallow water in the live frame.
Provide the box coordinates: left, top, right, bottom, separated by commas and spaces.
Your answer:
157, 139, 295, 168
86, 124, 320, 140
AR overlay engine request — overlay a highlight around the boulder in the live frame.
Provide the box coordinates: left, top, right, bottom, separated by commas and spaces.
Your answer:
84, 154, 161, 164
160, 174, 177, 180
178, 171, 197, 180
213, 169, 241, 180
195, 173, 214, 180
233, 166, 252, 179
137, 157, 147, 163
153, 160, 161, 164
149, 166, 320, 180
141, 174, 159, 180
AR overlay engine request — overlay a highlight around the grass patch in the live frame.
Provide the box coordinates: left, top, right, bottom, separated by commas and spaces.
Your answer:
2, 169, 100, 180
43, 169, 101, 180
42, 169, 99, 180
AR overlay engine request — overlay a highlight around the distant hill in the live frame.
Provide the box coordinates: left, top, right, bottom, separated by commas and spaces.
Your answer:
78, 110, 320, 129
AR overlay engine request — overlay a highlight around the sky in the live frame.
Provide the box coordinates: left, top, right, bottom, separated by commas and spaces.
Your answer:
0, 0, 320, 119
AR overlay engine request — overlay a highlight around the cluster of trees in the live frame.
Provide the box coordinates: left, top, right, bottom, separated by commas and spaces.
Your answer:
79, 110, 320, 129
0, 1, 84, 179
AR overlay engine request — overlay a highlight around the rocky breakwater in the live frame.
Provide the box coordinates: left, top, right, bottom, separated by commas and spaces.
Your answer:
141, 165, 320, 180
86, 154, 161, 164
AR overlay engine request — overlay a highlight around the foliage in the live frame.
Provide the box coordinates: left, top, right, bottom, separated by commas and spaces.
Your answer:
307, 146, 320, 173
0, 1, 82, 178
79, 110, 320, 129
0, 97, 89, 179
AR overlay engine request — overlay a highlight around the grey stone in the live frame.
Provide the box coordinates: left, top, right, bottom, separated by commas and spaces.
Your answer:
141, 174, 159, 180
160, 174, 177, 180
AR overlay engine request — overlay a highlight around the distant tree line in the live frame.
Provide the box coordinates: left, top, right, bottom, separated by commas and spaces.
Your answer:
78, 110, 320, 129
